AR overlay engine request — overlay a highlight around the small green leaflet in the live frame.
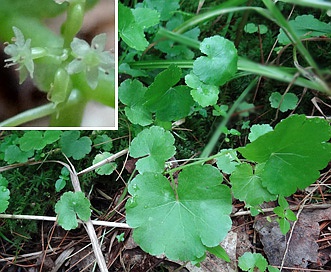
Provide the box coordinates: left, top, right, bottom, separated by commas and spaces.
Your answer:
238, 115, 331, 196
278, 14, 331, 45
244, 23, 268, 34
92, 152, 117, 175
192, 35, 237, 86
55, 191, 91, 230
126, 164, 232, 261
0, 175, 10, 213
248, 124, 273, 142
129, 126, 176, 173
55, 167, 70, 192
144, 65, 194, 122
238, 252, 268, 272
118, 2, 159, 51
59, 131, 92, 160
269, 92, 298, 112
119, 79, 152, 126
185, 72, 219, 107
230, 163, 276, 207
19, 130, 62, 151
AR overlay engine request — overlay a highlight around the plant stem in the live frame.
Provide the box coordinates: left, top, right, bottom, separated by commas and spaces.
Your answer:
0, 89, 83, 127
0, 214, 130, 228
200, 77, 258, 158
130, 58, 327, 93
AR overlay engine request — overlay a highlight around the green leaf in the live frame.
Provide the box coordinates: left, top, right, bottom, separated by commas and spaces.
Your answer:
92, 152, 117, 175
140, 0, 179, 21
118, 3, 159, 51
18, 130, 62, 151
207, 245, 230, 262
93, 134, 113, 151
278, 218, 291, 235
238, 252, 268, 272
55, 191, 91, 230
55, 179, 66, 192
278, 14, 331, 45
129, 126, 176, 173
126, 164, 232, 261
185, 72, 219, 107
269, 92, 298, 112
193, 35, 237, 86
244, 23, 258, 34
238, 115, 331, 196
132, 7, 160, 29
144, 65, 194, 121
119, 79, 153, 126
59, 131, 92, 160
230, 163, 277, 206
0, 175, 10, 213
216, 149, 240, 175
4, 145, 34, 163
285, 209, 297, 221
19, 131, 45, 151
278, 195, 289, 209
248, 124, 273, 142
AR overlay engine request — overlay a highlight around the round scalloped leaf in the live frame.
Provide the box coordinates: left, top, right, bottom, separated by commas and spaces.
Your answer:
193, 35, 237, 86
55, 191, 91, 230
230, 163, 277, 206
126, 164, 232, 261
129, 126, 176, 173
269, 92, 298, 112
238, 115, 331, 196
59, 131, 92, 160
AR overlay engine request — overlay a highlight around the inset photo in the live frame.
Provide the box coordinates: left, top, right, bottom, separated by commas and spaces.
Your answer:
0, 0, 116, 128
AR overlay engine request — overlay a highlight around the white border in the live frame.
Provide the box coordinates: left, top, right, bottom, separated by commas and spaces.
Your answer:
1, 0, 118, 131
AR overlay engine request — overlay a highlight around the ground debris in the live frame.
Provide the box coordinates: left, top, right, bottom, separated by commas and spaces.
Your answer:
254, 207, 331, 269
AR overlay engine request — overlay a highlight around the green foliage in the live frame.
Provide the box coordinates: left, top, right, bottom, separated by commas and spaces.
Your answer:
273, 196, 297, 235
129, 126, 176, 173
18, 130, 62, 151
0, 175, 10, 213
92, 152, 117, 175
59, 131, 92, 160
238, 252, 280, 272
119, 79, 152, 126
248, 124, 273, 142
55, 167, 70, 192
238, 115, 331, 196
144, 65, 194, 121
137, 0, 179, 21
244, 23, 268, 34
278, 14, 331, 45
192, 35, 238, 86
216, 149, 240, 175
126, 164, 232, 261
55, 191, 91, 230
230, 163, 276, 207
269, 92, 298, 112
118, 2, 160, 51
